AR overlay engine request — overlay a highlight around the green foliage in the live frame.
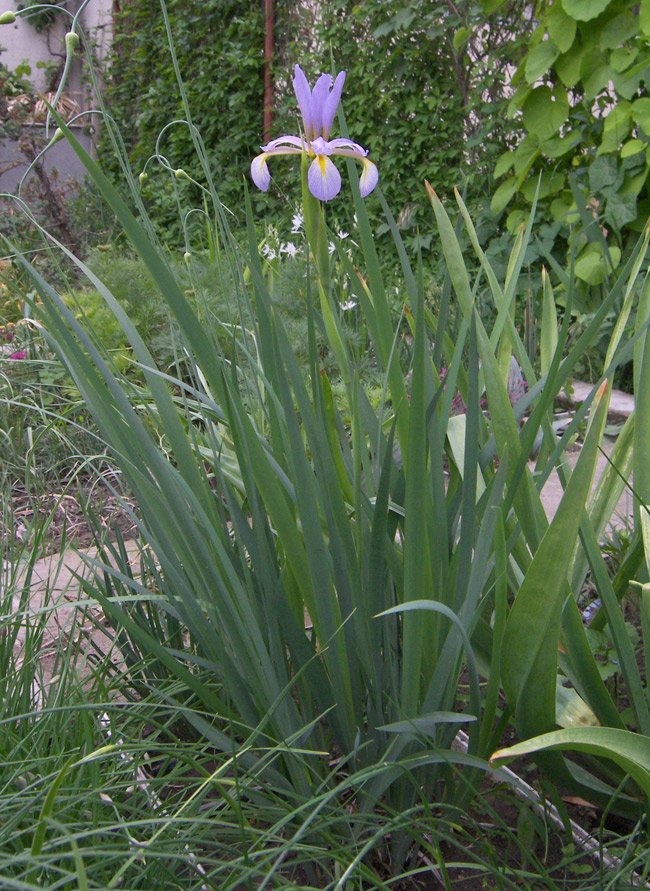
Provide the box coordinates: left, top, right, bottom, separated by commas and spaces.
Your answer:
491, 0, 650, 283
98, 0, 528, 248
310, 0, 468, 241
313, 2, 532, 242
14, 1, 69, 33
100, 0, 289, 236
7, 4, 650, 881
22, 86, 650, 838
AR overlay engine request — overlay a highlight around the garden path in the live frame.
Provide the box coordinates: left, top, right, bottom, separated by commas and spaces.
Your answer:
8, 540, 141, 700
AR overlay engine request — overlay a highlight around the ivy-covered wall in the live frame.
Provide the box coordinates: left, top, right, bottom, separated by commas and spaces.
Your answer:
99, 0, 520, 242
101, 0, 288, 230
308, 0, 469, 245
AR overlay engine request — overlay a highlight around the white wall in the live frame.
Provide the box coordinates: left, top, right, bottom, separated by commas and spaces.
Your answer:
1, 0, 112, 102
0, 1, 113, 189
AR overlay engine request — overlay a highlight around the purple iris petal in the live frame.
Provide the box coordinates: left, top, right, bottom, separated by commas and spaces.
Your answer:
327, 137, 368, 156
310, 74, 332, 139
310, 136, 332, 156
251, 63, 377, 201
262, 135, 304, 152
321, 71, 346, 139
293, 65, 313, 137
308, 155, 342, 201
359, 159, 379, 197
251, 154, 271, 191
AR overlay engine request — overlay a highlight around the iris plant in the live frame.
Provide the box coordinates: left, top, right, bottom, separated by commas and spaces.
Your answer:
251, 65, 378, 202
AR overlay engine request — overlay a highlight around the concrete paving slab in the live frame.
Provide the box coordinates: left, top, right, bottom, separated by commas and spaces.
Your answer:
558, 380, 635, 422
535, 439, 633, 527
4, 540, 142, 701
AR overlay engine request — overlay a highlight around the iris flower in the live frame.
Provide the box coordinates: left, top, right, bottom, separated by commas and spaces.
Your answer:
251, 65, 378, 202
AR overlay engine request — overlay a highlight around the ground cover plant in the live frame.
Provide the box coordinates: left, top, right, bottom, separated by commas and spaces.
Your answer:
2, 1, 650, 887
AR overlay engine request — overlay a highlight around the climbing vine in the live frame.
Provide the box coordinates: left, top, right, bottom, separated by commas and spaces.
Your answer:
490, 0, 650, 286
99, 0, 527, 244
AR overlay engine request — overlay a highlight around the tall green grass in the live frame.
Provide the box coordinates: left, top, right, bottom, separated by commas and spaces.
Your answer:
3, 1, 650, 883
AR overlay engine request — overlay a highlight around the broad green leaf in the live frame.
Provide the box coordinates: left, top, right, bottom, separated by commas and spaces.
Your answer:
556, 45, 585, 87
521, 170, 564, 201
561, 0, 610, 22
605, 192, 637, 230
583, 63, 616, 100
522, 85, 569, 141
632, 96, 650, 133
547, 4, 576, 52
621, 169, 649, 197
550, 193, 576, 222
490, 176, 516, 215
542, 131, 581, 158
513, 134, 540, 177
453, 26, 472, 49
494, 151, 515, 178
641, 0, 650, 37
525, 40, 560, 83
600, 12, 639, 49
611, 45, 640, 73
621, 138, 646, 158
603, 100, 632, 134
574, 246, 621, 284
613, 57, 650, 99
589, 154, 622, 195
491, 727, 650, 800
501, 381, 610, 739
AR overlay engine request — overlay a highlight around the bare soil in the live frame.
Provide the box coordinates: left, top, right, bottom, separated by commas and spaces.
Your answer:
5, 480, 139, 557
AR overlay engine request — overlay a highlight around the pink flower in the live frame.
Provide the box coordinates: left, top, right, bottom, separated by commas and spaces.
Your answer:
9, 350, 26, 360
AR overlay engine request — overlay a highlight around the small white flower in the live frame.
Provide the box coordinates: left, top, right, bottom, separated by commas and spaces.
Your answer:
291, 212, 304, 233
328, 242, 335, 254
282, 241, 298, 257
337, 229, 349, 239
340, 300, 357, 311
261, 244, 277, 260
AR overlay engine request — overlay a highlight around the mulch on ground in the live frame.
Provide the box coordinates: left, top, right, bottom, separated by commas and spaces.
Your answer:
5, 481, 139, 557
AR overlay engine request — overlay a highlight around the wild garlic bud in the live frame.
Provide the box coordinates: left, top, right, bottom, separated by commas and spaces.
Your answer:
0, 11, 16, 24
65, 31, 79, 53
